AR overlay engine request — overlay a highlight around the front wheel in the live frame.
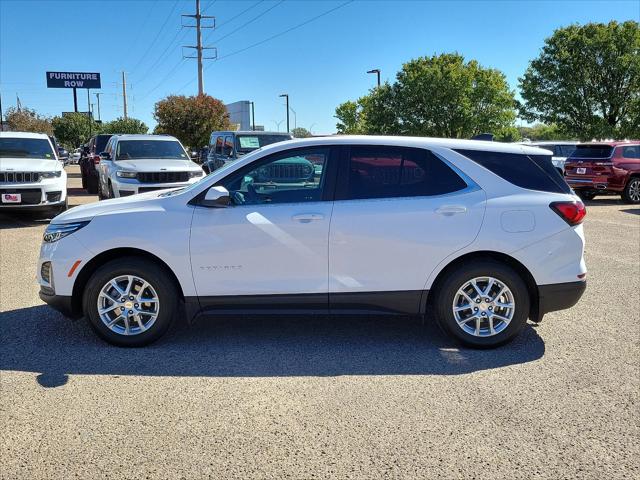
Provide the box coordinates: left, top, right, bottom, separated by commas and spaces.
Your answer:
83, 257, 178, 347
433, 260, 530, 348
622, 177, 640, 204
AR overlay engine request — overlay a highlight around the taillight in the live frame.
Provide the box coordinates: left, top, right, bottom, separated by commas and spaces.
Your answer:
93, 155, 101, 165
550, 201, 586, 226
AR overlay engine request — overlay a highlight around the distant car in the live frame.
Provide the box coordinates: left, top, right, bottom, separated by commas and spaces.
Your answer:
564, 141, 640, 203
0, 132, 67, 215
69, 148, 81, 164
96, 134, 204, 199
57, 147, 69, 165
203, 131, 293, 173
527, 142, 578, 174
80, 134, 113, 194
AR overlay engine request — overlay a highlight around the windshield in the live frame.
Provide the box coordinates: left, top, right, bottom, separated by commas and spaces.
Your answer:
116, 140, 188, 160
569, 145, 614, 159
0, 138, 55, 159
236, 134, 292, 153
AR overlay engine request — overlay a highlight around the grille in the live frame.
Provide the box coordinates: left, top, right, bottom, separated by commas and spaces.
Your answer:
137, 172, 189, 184
0, 172, 41, 183
258, 164, 313, 182
0, 188, 42, 204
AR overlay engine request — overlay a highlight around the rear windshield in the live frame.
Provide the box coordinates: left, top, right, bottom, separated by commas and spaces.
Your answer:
115, 140, 188, 160
454, 149, 571, 194
0, 138, 55, 159
95, 135, 113, 153
569, 145, 614, 159
236, 135, 292, 153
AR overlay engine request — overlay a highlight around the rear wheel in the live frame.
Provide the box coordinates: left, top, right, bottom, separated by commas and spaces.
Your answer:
433, 259, 530, 348
622, 177, 640, 204
577, 191, 596, 201
83, 257, 178, 347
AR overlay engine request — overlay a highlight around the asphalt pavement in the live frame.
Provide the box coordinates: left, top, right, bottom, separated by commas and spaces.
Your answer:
1, 166, 638, 479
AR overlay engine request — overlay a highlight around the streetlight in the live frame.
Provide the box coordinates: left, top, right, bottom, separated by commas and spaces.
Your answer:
273, 119, 284, 132
288, 106, 297, 130
367, 69, 381, 87
95, 93, 102, 121
279, 94, 289, 132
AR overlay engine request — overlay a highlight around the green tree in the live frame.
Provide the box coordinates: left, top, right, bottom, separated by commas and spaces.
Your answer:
52, 113, 100, 148
292, 127, 312, 138
335, 53, 517, 138
102, 117, 148, 135
153, 94, 229, 148
5, 107, 53, 135
517, 123, 572, 141
519, 21, 640, 140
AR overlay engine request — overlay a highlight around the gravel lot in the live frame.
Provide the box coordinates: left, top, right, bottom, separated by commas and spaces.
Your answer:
1, 166, 639, 479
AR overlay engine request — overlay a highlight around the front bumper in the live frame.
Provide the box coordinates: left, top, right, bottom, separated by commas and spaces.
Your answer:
39, 286, 80, 318
0, 177, 67, 208
112, 177, 201, 197
538, 280, 587, 317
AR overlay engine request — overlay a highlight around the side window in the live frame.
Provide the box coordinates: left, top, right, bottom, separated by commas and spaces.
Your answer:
215, 136, 223, 154
220, 148, 329, 205
621, 145, 640, 159
346, 146, 467, 200
223, 136, 234, 157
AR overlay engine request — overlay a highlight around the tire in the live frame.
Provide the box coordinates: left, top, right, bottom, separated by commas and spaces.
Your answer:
622, 177, 640, 204
577, 191, 596, 201
432, 259, 530, 348
86, 174, 98, 194
108, 182, 115, 199
83, 257, 178, 347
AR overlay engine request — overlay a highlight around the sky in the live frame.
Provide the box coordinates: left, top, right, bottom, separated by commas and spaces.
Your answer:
1, 0, 638, 134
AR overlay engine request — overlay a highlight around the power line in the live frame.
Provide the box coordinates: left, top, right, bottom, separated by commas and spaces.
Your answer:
135, 25, 188, 82
129, 0, 181, 75
207, 0, 284, 46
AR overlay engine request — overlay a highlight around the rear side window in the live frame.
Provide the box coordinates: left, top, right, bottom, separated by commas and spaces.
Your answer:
215, 136, 223, 154
346, 146, 467, 200
455, 149, 571, 194
621, 145, 640, 159
569, 145, 614, 159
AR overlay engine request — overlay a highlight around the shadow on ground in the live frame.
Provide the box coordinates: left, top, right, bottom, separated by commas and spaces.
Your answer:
0, 305, 545, 387
0, 211, 53, 228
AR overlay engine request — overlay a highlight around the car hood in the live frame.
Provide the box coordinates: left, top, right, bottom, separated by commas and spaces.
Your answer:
0, 157, 63, 172
51, 189, 174, 224
115, 159, 200, 171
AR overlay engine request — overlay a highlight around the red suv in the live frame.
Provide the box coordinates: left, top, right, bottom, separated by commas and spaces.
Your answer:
564, 141, 640, 204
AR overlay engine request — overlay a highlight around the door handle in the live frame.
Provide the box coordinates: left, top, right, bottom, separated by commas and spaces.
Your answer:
292, 213, 325, 222
435, 205, 467, 216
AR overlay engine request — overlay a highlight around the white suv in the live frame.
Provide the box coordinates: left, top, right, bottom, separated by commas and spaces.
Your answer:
96, 134, 204, 198
0, 132, 67, 215
38, 136, 587, 348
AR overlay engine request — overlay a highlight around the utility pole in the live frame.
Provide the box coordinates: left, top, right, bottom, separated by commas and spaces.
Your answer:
279, 94, 289, 133
182, 0, 216, 95
122, 71, 128, 119
95, 93, 102, 121
367, 69, 381, 87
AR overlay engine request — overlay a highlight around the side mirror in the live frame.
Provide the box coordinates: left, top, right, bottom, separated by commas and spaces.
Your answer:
99, 151, 111, 161
190, 151, 198, 159
203, 186, 230, 208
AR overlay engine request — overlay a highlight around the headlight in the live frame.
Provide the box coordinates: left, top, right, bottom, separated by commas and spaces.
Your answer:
116, 171, 137, 178
41, 171, 62, 178
189, 170, 204, 178
43, 221, 90, 243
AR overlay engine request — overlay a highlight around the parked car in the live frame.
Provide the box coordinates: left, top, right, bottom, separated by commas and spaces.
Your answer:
57, 146, 69, 165
96, 134, 204, 199
203, 131, 293, 173
80, 134, 113, 194
526, 141, 578, 174
564, 141, 640, 203
0, 132, 67, 215
69, 148, 81, 164
38, 136, 587, 348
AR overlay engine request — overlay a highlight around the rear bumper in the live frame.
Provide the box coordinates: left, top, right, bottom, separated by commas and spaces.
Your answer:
39, 287, 81, 319
566, 177, 623, 192
538, 280, 586, 317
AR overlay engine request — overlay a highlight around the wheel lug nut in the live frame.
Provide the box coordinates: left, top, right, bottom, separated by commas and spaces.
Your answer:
481, 312, 486, 316
476, 299, 481, 303
485, 298, 491, 302
129, 296, 134, 300
474, 307, 478, 311
120, 298, 125, 302
489, 306, 493, 311
134, 303, 139, 308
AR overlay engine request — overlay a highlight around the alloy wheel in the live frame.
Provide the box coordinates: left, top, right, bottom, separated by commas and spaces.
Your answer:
628, 179, 640, 203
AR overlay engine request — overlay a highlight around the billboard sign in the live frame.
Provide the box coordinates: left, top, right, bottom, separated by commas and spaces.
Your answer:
46, 72, 101, 89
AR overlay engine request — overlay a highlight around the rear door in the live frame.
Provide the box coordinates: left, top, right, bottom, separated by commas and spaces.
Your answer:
328, 145, 485, 314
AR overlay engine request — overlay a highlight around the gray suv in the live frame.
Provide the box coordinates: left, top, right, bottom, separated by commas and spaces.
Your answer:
203, 131, 293, 174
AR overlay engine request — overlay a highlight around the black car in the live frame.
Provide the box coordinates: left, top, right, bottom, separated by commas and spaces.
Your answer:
80, 134, 113, 193
203, 131, 293, 174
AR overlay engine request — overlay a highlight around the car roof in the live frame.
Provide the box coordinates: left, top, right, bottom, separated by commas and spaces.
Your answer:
113, 134, 179, 141
211, 131, 291, 136
577, 140, 640, 146
259, 135, 552, 156
528, 141, 580, 146
0, 131, 51, 140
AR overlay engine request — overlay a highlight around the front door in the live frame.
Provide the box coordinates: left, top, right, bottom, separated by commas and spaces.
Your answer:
190, 146, 337, 307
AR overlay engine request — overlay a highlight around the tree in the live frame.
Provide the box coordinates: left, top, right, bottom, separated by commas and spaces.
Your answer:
292, 127, 312, 138
5, 107, 53, 135
153, 94, 230, 148
517, 123, 571, 141
102, 117, 148, 135
519, 21, 640, 140
52, 113, 100, 148
335, 53, 517, 138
